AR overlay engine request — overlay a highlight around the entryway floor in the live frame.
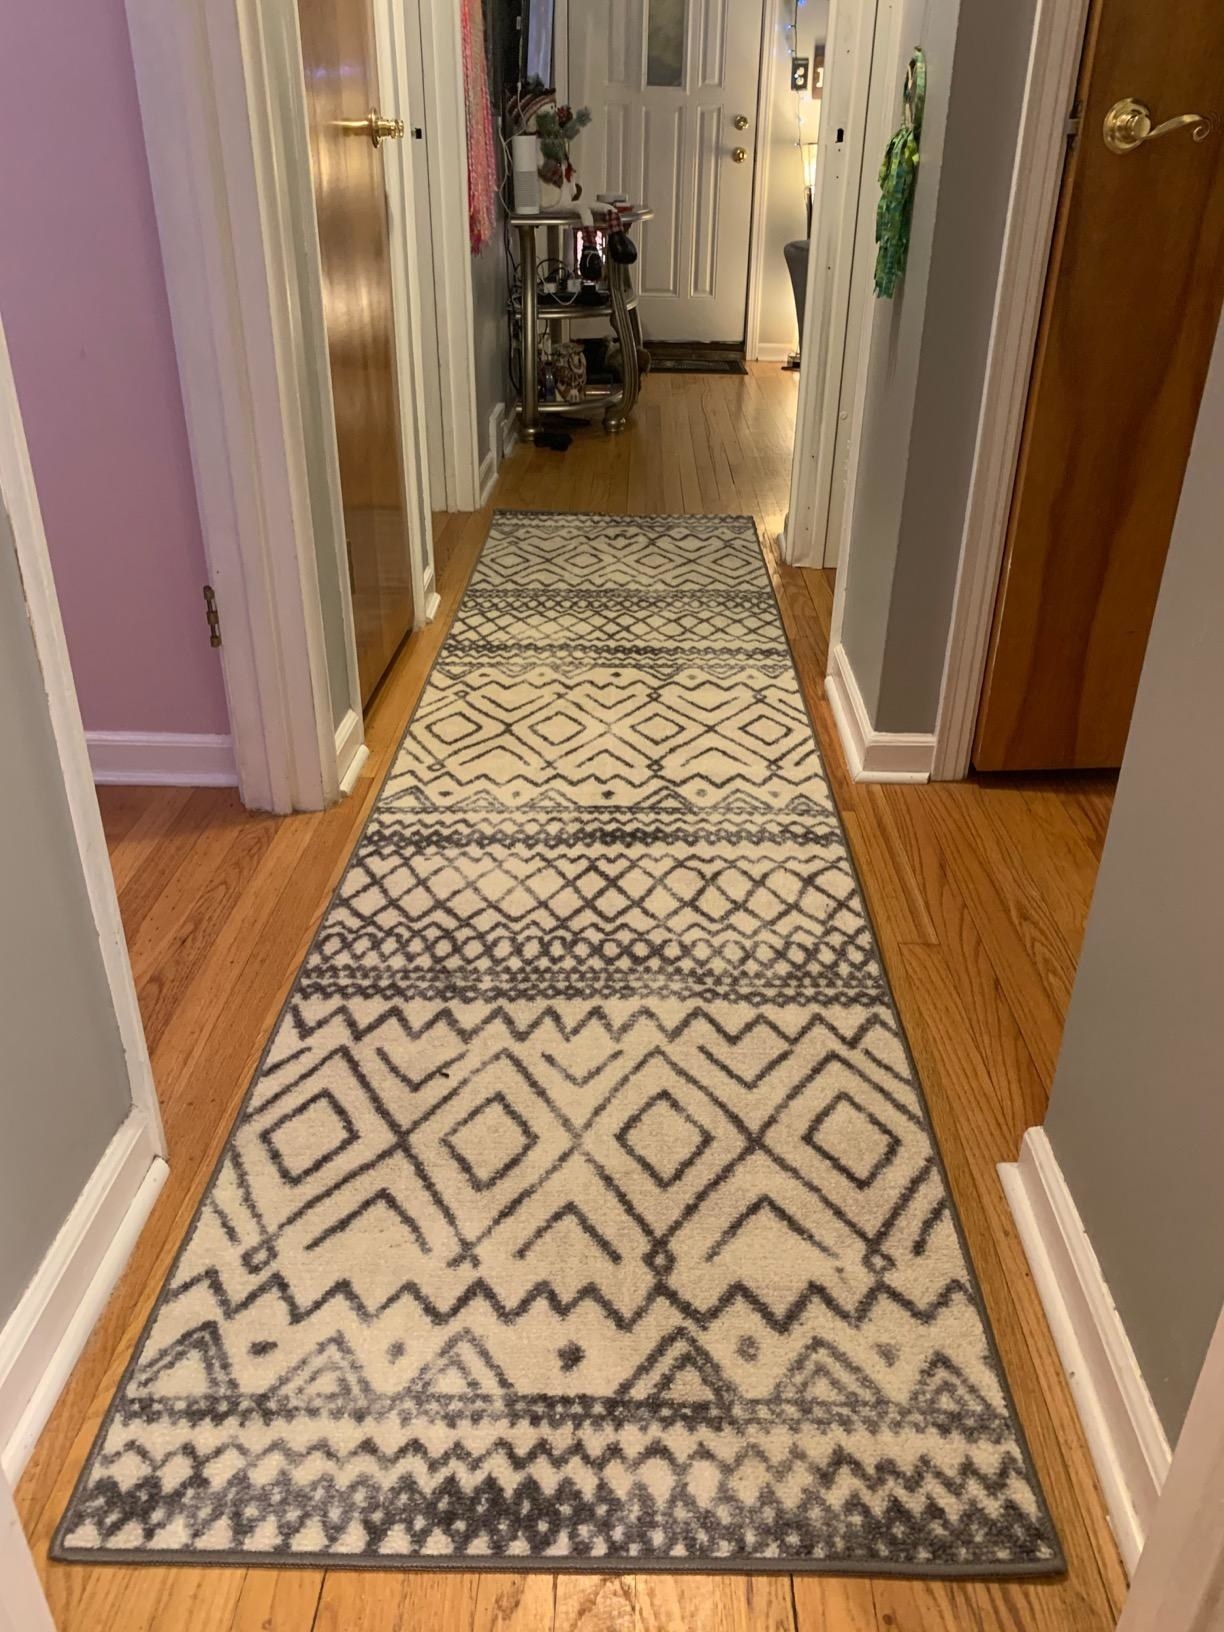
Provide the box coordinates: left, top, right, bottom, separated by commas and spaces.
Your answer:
20, 369, 1124, 1629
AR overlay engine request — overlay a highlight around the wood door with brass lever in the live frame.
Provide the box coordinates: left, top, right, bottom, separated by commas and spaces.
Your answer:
974, 0, 1224, 771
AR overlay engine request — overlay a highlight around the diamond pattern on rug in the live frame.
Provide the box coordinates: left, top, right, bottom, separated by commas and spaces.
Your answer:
55, 512, 1060, 1574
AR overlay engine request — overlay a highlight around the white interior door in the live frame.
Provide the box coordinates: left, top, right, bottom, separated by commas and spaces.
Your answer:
569, 0, 765, 344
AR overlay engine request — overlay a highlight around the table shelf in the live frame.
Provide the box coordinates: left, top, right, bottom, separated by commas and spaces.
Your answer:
512, 292, 639, 320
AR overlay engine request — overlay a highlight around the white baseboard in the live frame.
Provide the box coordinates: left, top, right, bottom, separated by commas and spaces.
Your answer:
87, 731, 237, 787
339, 744, 369, 798
420, 559, 441, 625
334, 707, 366, 799
500, 409, 518, 462
479, 402, 508, 506
825, 643, 934, 783
753, 340, 797, 363
1000, 1128, 1172, 1575
0, 1110, 167, 1481
478, 447, 497, 507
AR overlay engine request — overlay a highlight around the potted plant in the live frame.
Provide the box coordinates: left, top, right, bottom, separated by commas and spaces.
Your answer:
507, 81, 591, 211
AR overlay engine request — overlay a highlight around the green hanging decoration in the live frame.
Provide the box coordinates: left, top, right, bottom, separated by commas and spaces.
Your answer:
874, 48, 925, 299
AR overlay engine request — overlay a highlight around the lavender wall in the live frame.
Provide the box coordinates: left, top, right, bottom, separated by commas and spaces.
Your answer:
0, 0, 229, 736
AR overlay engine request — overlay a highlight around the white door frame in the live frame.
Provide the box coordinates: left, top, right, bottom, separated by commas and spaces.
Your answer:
929, 0, 1090, 779
396, 0, 484, 514
124, 0, 442, 813
780, 0, 880, 569
744, 0, 784, 365
0, 1472, 55, 1632
1117, 1303, 1224, 1632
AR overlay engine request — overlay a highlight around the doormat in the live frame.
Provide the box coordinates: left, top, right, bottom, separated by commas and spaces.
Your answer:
56, 513, 1061, 1576
646, 343, 748, 375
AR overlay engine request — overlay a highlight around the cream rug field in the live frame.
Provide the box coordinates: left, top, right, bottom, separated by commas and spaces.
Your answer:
57, 512, 1059, 1574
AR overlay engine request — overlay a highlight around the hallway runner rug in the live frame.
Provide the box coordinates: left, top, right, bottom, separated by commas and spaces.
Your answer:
57, 513, 1060, 1574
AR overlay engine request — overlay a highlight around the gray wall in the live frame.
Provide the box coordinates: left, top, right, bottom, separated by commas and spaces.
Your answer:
471, 0, 511, 470
839, 0, 1037, 732
1043, 313, 1224, 1442
0, 508, 133, 1325
472, 234, 511, 468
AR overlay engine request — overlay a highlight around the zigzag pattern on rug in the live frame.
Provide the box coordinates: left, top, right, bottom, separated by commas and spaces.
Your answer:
56, 514, 1060, 1573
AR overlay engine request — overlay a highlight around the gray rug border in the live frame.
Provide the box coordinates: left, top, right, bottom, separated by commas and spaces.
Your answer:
52, 509, 1065, 1579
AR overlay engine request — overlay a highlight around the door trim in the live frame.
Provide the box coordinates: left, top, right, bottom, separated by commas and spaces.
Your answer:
372, 0, 442, 607
1117, 1303, 1224, 1632
781, 0, 880, 569
744, 0, 780, 364
929, 0, 1090, 781
124, 0, 437, 812
380, 0, 483, 519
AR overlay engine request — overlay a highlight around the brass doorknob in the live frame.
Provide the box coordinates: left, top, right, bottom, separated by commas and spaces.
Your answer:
1103, 97, 1212, 154
340, 109, 406, 148
731, 146, 748, 163
733, 114, 749, 130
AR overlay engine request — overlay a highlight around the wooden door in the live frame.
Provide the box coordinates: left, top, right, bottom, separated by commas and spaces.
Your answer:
568, 0, 765, 343
974, 0, 1224, 771
298, 0, 415, 705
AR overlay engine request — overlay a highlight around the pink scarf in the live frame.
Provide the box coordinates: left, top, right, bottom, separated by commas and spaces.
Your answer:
461, 0, 498, 253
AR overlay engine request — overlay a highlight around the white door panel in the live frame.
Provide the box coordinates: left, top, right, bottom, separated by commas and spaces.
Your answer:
569, 0, 765, 343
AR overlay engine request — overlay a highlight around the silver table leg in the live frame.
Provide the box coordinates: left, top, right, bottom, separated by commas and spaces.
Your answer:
604, 254, 641, 434
519, 223, 539, 441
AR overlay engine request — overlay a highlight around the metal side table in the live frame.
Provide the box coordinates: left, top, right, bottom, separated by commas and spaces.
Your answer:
510, 207, 652, 440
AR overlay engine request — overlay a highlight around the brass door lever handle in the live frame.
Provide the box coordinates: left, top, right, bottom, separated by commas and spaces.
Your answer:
1103, 98, 1213, 154
338, 108, 406, 148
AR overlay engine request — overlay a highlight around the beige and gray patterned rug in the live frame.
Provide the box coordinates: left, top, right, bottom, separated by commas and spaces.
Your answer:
57, 513, 1060, 1574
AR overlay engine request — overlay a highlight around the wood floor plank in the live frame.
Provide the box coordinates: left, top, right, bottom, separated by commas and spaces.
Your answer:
916, 787, 1069, 1088
875, 786, 1050, 1134
843, 787, 938, 949
95, 784, 151, 851
394, 1571, 482, 1632
311, 1571, 409, 1632
791, 1576, 877, 1632
228, 1568, 324, 1631
952, 787, 1081, 1020
867, 1579, 984, 1632
104, 784, 195, 896
130, 810, 281, 1054
554, 1575, 634, 1632
634, 1574, 795, 1632
114, 788, 248, 942
473, 1573, 557, 1632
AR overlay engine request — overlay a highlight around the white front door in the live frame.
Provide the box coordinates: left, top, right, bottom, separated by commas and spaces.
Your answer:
567, 0, 765, 344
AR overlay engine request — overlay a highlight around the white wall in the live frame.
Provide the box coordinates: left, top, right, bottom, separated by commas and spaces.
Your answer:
756, 0, 829, 356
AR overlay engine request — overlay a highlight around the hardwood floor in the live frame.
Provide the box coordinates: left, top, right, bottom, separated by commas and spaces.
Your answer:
19, 369, 1124, 1629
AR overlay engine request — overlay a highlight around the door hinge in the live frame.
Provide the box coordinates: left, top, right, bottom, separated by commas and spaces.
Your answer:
1065, 100, 1083, 146
203, 584, 222, 648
